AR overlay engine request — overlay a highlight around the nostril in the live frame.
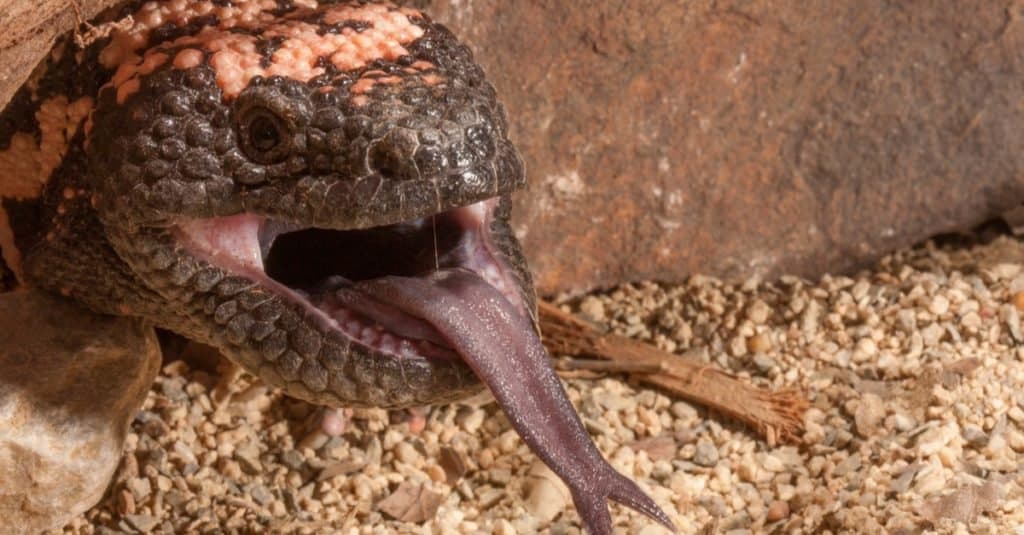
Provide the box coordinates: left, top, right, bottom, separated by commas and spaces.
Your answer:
368, 128, 421, 181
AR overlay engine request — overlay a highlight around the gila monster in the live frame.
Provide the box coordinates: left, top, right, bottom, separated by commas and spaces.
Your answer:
0, 2, 674, 532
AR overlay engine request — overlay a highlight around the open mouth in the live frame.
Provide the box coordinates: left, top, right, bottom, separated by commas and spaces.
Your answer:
176, 198, 528, 361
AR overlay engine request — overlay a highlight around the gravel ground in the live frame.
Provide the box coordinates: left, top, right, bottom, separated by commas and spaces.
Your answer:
54, 236, 1024, 534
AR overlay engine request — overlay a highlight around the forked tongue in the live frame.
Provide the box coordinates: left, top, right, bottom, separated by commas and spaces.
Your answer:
337, 268, 675, 534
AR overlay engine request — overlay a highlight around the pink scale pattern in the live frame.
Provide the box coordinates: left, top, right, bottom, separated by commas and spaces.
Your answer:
100, 1, 426, 102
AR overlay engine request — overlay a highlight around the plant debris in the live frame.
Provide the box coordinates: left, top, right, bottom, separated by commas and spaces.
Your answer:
540, 300, 809, 445
377, 482, 445, 523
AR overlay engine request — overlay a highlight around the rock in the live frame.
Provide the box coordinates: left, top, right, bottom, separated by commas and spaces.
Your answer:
0, 290, 160, 534
489, 467, 513, 486
438, 446, 468, 485
319, 408, 350, 436
747, 334, 773, 356
421, 0, 1024, 293
250, 485, 275, 506
766, 500, 790, 522
832, 455, 862, 478
693, 439, 720, 467
455, 406, 485, 434
916, 423, 957, 457
523, 460, 571, 525
280, 449, 305, 471
892, 413, 917, 433
929, 295, 950, 315
1014, 291, 1024, 311
124, 514, 159, 532
854, 394, 886, 438
394, 441, 422, 465
234, 443, 263, 474
578, 296, 606, 322
962, 425, 989, 448
760, 454, 785, 473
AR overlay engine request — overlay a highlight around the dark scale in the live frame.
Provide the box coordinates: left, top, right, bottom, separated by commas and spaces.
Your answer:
0, 248, 15, 291
148, 13, 224, 49
320, 19, 373, 35
269, 0, 300, 17
0, 88, 39, 150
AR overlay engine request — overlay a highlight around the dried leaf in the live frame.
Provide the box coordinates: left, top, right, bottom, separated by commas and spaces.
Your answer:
438, 446, 467, 485
944, 357, 982, 378
316, 459, 365, 482
918, 482, 1005, 524
628, 435, 677, 461
377, 482, 445, 523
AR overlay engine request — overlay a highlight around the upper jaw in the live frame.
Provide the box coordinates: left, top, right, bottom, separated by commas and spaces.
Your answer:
232, 144, 526, 232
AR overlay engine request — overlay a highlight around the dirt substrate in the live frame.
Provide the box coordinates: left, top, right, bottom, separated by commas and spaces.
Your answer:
53, 237, 1024, 534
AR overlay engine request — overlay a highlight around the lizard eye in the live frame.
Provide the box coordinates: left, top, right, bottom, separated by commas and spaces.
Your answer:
239, 108, 291, 164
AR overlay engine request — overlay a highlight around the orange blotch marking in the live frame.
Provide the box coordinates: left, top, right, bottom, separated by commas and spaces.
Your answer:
173, 48, 205, 68
422, 73, 444, 86
0, 96, 92, 203
351, 77, 376, 94
116, 78, 142, 104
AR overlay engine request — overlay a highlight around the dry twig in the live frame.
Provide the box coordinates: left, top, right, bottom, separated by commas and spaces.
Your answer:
538, 300, 808, 445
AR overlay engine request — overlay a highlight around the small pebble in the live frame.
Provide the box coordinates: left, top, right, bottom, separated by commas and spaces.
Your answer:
393, 441, 421, 465
766, 500, 790, 522
693, 440, 720, 467
930, 295, 950, 315
523, 461, 570, 525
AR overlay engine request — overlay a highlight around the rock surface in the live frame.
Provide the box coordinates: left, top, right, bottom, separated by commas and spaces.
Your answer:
0, 290, 160, 534
2, 1, 1023, 294
422, 0, 1024, 293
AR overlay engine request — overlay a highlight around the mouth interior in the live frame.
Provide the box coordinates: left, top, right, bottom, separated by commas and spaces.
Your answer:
178, 199, 522, 361
263, 210, 466, 289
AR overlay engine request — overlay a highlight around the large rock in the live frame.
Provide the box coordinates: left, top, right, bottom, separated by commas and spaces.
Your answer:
421, 0, 1024, 293
0, 290, 160, 534
0, 0, 112, 110
3, 1, 1024, 294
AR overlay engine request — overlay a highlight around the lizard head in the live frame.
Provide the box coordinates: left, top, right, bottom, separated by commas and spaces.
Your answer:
75, 2, 533, 407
